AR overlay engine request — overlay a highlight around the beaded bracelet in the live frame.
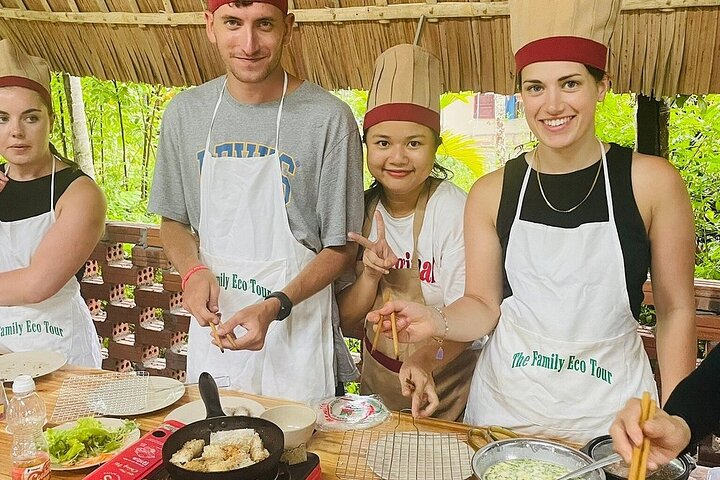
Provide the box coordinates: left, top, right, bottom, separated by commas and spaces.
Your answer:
432, 306, 449, 361
181, 265, 209, 290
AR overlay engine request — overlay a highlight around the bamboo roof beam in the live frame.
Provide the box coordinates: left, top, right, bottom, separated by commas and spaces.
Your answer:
3, 0, 719, 26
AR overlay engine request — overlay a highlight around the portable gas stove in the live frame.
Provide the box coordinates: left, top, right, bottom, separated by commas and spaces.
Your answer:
83, 420, 322, 480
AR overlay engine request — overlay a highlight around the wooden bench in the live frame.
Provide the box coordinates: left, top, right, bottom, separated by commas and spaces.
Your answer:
640, 278, 720, 392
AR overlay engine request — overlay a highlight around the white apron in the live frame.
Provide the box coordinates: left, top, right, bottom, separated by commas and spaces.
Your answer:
186, 75, 335, 403
465, 142, 656, 443
0, 161, 101, 367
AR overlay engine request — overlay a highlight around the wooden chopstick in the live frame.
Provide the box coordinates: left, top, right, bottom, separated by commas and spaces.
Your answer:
209, 321, 224, 353
371, 290, 398, 358
370, 291, 389, 353
210, 313, 238, 351
628, 391, 654, 480
390, 309, 399, 360
638, 400, 656, 480
381, 290, 399, 360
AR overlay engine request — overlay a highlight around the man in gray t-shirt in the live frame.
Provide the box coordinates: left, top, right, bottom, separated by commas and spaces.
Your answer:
148, 0, 362, 399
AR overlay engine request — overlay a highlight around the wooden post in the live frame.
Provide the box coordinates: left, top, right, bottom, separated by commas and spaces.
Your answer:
636, 95, 669, 159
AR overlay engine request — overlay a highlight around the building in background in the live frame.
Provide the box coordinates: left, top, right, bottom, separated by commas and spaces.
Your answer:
443, 93, 533, 172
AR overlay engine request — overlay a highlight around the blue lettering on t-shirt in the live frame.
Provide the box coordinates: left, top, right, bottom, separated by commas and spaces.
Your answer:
196, 142, 296, 204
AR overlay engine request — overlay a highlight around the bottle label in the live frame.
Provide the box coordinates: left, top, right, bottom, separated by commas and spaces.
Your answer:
12, 456, 50, 480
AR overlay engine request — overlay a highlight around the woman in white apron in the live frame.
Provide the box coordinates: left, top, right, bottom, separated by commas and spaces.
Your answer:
338, 44, 479, 421
0, 40, 103, 368
368, 0, 696, 444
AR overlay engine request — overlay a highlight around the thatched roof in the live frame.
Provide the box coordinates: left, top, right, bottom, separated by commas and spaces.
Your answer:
1, 0, 719, 97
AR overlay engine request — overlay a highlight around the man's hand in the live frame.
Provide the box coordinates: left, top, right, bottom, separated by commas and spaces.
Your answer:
182, 268, 220, 326
0, 169, 7, 192
214, 299, 279, 351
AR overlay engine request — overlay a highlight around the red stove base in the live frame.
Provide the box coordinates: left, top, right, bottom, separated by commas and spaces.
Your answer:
82, 420, 321, 480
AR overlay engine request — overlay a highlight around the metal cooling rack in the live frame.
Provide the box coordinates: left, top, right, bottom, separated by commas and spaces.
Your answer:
336, 411, 475, 480
50, 371, 150, 424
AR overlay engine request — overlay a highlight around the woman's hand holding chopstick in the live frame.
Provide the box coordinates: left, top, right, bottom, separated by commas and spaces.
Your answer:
610, 397, 691, 472
367, 301, 446, 344
371, 290, 400, 359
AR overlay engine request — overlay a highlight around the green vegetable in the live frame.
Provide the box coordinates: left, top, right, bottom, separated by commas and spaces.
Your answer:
44, 417, 138, 465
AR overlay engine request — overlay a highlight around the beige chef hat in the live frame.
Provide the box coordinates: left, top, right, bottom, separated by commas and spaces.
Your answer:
364, 44, 441, 135
0, 39, 52, 107
510, 0, 621, 73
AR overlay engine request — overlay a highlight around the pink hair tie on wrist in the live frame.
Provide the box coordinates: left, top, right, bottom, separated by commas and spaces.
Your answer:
181, 265, 209, 290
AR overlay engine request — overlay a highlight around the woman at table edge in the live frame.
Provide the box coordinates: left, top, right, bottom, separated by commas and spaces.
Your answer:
0, 40, 104, 367
367, 0, 696, 442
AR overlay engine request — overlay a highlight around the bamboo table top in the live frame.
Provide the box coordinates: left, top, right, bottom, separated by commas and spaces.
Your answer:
0, 367, 481, 479
0, 366, 711, 479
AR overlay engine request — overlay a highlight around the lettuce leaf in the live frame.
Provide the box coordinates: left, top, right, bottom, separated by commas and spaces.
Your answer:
44, 417, 138, 465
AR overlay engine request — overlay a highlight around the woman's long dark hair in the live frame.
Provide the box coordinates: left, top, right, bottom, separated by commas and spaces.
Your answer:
49, 142, 81, 170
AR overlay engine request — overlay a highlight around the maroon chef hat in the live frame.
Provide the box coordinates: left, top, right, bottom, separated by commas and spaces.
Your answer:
0, 39, 52, 108
208, 0, 288, 15
363, 44, 442, 135
509, 0, 621, 73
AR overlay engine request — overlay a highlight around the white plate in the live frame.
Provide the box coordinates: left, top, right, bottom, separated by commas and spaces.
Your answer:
87, 376, 185, 416
0, 350, 66, 383
164, 396, 265, 425
48, 417, 141, 471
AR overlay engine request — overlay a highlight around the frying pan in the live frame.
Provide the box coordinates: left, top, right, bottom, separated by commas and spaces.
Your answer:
162, 372, 285, 480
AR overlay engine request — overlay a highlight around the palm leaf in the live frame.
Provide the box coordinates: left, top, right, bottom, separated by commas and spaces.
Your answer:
438, 129, 485, 178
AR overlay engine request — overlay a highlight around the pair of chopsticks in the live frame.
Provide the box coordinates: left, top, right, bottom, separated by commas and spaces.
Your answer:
628, 391, 656, 480
371, 290, 399, 360
209, 314, 238, 353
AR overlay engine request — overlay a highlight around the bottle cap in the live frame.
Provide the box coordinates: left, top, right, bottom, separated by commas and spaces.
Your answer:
12, 375, 35, 395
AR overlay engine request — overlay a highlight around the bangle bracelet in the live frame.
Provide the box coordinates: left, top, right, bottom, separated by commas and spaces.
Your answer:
432, 306, 449, 361
181, 265, 209, 290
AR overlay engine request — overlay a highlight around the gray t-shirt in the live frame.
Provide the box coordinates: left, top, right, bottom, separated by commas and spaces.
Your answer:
148, 76, 364, 253
149, 76, 363, 382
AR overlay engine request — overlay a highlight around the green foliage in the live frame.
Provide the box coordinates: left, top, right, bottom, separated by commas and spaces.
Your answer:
438, 130, 485, 191
594, 92, 720, 280
668, 94, 720, 280
333, 89, 368, 122
595, 91, 637, 148
440, 91, 474, 109
50, 74, 178, 223
46, 76, 717, 280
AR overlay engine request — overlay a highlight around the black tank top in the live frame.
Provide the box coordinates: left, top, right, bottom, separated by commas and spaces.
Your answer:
0, 163, 87, 222
0, 163, 89, 281
496, 144, 650, 319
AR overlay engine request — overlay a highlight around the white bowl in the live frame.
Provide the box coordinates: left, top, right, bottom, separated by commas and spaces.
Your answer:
259, 404, 317, 449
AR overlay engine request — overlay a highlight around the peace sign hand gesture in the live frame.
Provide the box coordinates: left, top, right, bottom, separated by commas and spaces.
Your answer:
348, 211, 399, 280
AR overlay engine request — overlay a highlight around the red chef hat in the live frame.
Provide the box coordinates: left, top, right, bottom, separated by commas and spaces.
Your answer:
364, 44, 442, 135
207, 0, 288, 15
509, 0, 621, 73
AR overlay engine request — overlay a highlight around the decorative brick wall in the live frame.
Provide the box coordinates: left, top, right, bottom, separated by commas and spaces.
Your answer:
81, 222, 189, 381
82, 222, 720, 387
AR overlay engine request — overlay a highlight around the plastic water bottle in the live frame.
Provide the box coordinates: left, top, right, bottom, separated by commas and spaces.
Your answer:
7, 375, 50, 480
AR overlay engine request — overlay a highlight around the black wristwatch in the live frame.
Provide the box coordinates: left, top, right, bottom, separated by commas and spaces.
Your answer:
265, 291, 293, 321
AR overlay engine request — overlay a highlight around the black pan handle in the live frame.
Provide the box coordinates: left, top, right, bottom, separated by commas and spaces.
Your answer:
199, 372, 225, 419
